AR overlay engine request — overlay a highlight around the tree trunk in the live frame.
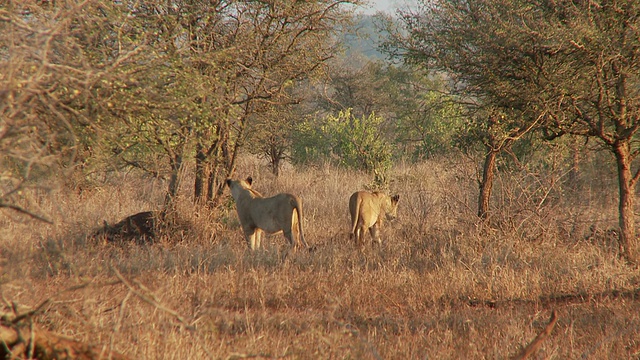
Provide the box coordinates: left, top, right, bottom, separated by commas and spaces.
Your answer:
206, 161, 230, 207
478, 148, 498, 220
205, 123, 238, 206
194, 142, 206, 203
270, 142, 281, 176
164, 152, 183, 210
213, 127, 241, 202
271, 158, 280, 176
613, 141, 638, 264
568, 136, 581, 190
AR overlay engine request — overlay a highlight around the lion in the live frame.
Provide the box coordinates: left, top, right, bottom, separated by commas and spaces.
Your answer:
92, 211, 157, 244
349, 190, 400, 246
226, 176, 309, 251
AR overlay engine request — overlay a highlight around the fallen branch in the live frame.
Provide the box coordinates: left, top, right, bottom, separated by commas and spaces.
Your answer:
510, 310, 558, 360
0, 319, 130, 360
1, 280, 128, 360
467, 287, 640, 309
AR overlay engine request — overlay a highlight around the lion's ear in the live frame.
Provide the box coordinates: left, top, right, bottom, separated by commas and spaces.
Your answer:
246, 176, 253, 185
392, 194, 400, 203
225, 179, 232, 187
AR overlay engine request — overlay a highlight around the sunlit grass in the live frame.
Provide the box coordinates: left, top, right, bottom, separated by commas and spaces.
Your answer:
2, 155, 639, 359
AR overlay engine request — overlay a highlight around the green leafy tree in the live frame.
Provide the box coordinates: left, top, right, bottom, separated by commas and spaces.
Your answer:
394, 78, 465, 160
306, 48, 465, 161
384, 1, 545, 222
389, 0, 640, 263
293, 109, 393, 182
290, 119, 331, 165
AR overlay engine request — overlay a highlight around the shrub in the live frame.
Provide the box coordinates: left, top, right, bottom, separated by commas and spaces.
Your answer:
292, 109, 392, 179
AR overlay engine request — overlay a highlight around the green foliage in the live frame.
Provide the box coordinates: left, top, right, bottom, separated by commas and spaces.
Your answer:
399, 90, 465, 159
309, 54, 463, 163
292, 109, 392, 176
291, 121, 328, 165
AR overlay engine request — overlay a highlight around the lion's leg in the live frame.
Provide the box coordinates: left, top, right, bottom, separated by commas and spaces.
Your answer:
350, 218, 358, 244
355, 225, 365, 246
292, 224, 300, 249
249, 233, 257, 250
255, 229, 263, 249
370, 224, 382, 244
290, 210, 300, 248
246, 228, 258, 250
283, 230, 296, 250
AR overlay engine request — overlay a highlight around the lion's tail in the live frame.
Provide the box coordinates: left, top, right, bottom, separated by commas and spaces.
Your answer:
350, 194, 361, 238
292, 196, 309, 249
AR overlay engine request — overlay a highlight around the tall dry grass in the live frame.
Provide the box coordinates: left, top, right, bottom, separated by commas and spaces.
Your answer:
2, 155, 639, 359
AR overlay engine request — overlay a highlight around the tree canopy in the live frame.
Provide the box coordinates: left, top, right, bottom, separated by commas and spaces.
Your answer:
387, 0, 640, 263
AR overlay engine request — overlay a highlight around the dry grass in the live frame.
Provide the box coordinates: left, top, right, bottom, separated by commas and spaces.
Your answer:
2, 155, 640, 359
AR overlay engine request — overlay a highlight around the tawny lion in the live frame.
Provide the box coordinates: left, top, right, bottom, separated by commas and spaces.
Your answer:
349, 190, 400, 246
226, 177, 309, 251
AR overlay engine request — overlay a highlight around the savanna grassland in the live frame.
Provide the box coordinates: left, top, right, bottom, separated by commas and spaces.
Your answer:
2, 155, 640, 359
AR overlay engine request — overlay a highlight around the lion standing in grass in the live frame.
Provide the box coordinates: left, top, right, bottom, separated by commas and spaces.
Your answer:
349, 191, 400, 246
226, 177, 309, 251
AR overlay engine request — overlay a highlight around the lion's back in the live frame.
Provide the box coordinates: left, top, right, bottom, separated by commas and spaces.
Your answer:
244, 193, 297, 231
350, 191, 385, 223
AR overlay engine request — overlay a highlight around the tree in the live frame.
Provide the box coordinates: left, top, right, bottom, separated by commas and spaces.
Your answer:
392, 72, 464, 160
91, 0, 228, 208
292, 109, 393, 184
542, 0, 640, 264
307, 56, 464, 161
388, 0, 640, 263
247, 101, 298, 176
0, 1, 143, 221
97, 0, 358, 206
191, 0, 360, 204
83, 0, 352, 206
458, 108, 540, 220
384, 1, 547, 222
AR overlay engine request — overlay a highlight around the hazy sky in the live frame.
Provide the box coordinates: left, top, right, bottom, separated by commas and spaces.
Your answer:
360, 0, 414, 15
367, 0, 395, 13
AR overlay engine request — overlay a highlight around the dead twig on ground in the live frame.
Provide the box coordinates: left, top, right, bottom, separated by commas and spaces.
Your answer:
511, 310, 558, 360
